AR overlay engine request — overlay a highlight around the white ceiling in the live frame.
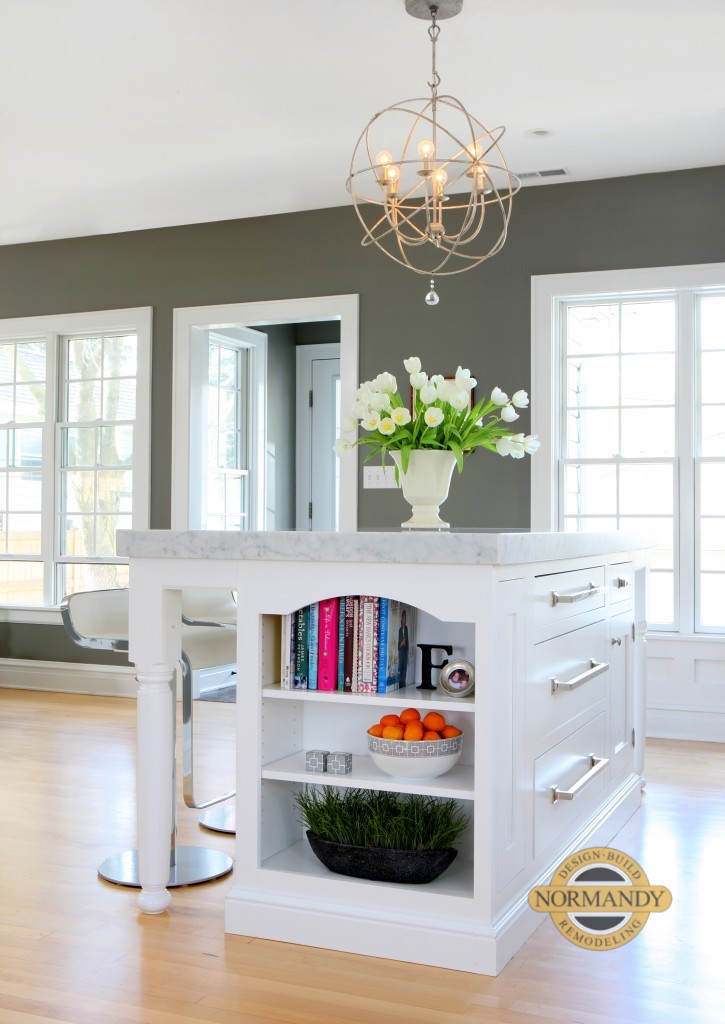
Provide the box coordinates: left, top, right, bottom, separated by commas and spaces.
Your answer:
2, 0, 724, 247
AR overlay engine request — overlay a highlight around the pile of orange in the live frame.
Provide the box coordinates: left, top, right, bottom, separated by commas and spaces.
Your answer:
368, 707, 462, 742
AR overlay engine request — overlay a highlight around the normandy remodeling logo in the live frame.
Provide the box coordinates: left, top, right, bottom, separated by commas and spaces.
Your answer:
528, 847, 672, 950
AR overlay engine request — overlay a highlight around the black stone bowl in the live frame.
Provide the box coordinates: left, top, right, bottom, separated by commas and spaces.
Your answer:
306, 831, 458, 884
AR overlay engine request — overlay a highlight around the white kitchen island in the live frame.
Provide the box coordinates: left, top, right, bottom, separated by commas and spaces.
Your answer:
117, 528, 649, 975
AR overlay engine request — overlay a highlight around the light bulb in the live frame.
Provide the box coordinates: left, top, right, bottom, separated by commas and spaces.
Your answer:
432, 168, 448, 194
466, 140, 484, 161
384, 164, 400, 197
376, 151, 395, 185
417, 139, 435, 174
472, 162, 487, 190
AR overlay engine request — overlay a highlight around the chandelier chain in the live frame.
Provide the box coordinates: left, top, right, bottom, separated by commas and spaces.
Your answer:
427, 6, 440, 95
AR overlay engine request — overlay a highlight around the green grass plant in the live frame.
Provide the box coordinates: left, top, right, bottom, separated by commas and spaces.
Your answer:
294, 787, 469, 851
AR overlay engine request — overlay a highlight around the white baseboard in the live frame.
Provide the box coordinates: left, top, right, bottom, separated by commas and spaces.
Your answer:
194, 663, 236, 698
0, 658, 138, 698
647, 706, 725, 742
0, 658, 233, 701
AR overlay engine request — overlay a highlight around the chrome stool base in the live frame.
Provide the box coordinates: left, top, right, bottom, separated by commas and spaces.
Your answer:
199, 803, 236, 834
98, 846, 233, 888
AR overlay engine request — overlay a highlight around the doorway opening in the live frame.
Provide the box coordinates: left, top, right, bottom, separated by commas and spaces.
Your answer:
172, 294, 358, 532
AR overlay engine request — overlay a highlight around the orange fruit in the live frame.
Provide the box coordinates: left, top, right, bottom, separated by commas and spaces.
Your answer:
403, 721, 424, 741
441, 725, 462, 738
380, 713, 401, 728
368, 723, 384, 737
422, 711, 446, 733
399, 707, 421, 724
382, 724, 404, 740
423, 730, 441, 740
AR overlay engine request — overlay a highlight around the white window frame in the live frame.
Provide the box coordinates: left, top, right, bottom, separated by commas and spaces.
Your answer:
0, 307, 152, 622
172, 295, 359, 532
531, 263, 725, 639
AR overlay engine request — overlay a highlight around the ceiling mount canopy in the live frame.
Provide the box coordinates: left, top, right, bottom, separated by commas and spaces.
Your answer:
404, 0, 463, 19
347, 0, 520, 304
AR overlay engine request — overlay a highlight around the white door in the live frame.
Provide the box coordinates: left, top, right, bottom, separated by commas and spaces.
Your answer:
296, 344, 341, 531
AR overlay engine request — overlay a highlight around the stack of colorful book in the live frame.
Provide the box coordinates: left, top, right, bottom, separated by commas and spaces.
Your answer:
280, 596, 417, 694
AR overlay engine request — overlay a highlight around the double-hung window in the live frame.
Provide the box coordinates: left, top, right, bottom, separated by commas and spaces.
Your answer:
532, 265, 725, 636
204, 335, 252, 531
0, 308, 151, 608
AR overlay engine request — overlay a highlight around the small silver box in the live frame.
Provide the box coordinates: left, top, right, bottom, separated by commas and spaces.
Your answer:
327, 751, 352, 775
305, 749, 329, 773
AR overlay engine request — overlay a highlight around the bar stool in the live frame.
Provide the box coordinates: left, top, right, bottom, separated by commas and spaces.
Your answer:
181, 590, 237, 836
60, 587, 237, 887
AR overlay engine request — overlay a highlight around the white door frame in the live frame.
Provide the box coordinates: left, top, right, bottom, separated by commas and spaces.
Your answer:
172, 294, 359, 531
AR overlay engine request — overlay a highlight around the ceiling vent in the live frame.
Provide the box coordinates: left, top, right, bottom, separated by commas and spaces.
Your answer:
517, 168, 569, 180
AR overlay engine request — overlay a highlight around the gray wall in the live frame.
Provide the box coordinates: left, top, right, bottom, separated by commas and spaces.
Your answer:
1, 165, 725, 660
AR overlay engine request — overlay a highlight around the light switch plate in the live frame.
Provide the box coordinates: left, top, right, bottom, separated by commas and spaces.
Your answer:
363, 465, 398, 489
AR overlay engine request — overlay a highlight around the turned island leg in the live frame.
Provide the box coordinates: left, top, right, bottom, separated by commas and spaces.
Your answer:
135, 668, 175, 914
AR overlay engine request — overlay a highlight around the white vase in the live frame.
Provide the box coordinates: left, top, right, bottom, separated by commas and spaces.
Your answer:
390, 450, 457, 530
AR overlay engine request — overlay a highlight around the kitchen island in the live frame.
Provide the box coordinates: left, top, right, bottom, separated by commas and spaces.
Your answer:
117, 529, 649, 975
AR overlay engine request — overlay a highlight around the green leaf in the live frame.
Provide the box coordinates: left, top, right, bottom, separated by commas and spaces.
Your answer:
401, 444, 412, 474
449, 439, 464, 472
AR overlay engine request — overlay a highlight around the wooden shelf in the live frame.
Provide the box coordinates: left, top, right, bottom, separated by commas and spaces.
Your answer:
261, 751, 475, 799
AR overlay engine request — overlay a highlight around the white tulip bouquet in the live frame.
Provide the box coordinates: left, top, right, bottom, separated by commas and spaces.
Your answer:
334, 357, 540, 473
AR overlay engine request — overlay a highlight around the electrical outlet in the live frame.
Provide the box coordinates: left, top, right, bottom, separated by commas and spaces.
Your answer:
363, 465, 398, 489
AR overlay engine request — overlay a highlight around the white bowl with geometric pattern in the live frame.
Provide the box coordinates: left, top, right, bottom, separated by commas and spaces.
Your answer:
367, 732, 463, 780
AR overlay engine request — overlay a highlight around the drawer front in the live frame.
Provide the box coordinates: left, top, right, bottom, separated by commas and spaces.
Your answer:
533, 565, 606, 628
608, 561, 634, 605
530, 619, 608, 744
533, 712, 608, 859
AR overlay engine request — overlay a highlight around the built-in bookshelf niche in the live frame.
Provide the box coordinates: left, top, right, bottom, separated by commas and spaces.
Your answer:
264, 596, 476, 698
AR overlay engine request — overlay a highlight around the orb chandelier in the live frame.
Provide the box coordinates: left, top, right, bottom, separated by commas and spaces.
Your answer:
347, 0, 521, 304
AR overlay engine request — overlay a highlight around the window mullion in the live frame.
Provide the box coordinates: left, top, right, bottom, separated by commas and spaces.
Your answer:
677, 292, 696, 635
43, 333, 59, 606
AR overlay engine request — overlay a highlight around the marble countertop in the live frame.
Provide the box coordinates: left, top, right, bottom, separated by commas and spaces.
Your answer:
117, 529, 652, 566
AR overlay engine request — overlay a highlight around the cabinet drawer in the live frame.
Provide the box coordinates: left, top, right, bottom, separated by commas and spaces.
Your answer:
608, 562, 634, 605
533, 712, 608, 858
533, 565, 606, 628
530, 619, 608, 744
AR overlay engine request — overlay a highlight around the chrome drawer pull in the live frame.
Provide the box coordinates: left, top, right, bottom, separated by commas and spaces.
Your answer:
551, 583, 608, 606
551, 659, 608, 694
551, 754, 609, 803
614, 576, 630, 589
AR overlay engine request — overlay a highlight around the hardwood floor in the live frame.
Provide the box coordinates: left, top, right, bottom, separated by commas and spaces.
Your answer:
1, 687, 723, 1024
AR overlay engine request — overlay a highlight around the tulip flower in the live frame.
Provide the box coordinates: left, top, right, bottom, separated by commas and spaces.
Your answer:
424, 407, 444, 427
391, 407, 412, 426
